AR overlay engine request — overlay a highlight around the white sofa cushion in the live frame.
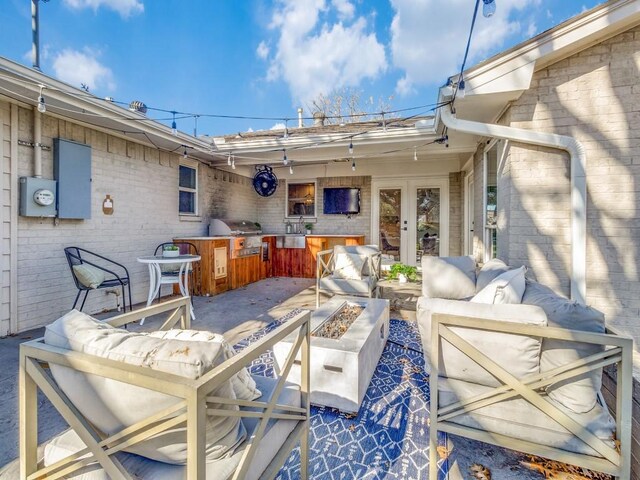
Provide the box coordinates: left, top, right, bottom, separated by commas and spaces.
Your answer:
522, 280, 606, 414
416, 297, 547, 387
421, 255, 476, 299
333, 252, 365, 280
43, 375, 302, 480
470, 266, 526, 304
334, 245, 379, 276
44, 310, 245, 464
147, 329, 261, 401
475, 258, 510, 292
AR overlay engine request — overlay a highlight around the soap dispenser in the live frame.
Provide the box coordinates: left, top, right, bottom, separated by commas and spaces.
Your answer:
286, 220, 292, 234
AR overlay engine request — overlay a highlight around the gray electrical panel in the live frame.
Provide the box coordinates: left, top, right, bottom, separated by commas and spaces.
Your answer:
54, 138, 92, 219
19, 177, 57, 217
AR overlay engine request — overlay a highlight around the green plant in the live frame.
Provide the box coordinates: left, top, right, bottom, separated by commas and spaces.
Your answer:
387, 263, 418, 281
304, 223, 313, 231
164, 245, 179, 251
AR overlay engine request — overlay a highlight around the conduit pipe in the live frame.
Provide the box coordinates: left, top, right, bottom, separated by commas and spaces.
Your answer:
33, 107, 42, 178
440, 99, 587, 304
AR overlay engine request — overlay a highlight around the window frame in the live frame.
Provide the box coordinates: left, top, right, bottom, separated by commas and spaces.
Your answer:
483, 140, 499, 261
179, 158, 199, 216
285, 180, 317, 219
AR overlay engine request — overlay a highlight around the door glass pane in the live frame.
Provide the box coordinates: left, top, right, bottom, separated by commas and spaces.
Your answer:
485, 144, 498, 260
417, 188, 440, 263
379, 188, 401, 261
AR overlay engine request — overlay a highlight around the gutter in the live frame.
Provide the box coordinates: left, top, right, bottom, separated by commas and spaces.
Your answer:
439, 98, 586, 304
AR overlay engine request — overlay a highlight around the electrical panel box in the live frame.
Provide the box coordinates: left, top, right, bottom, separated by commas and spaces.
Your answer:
19, 177, 57, 217
54, 138, 92, 219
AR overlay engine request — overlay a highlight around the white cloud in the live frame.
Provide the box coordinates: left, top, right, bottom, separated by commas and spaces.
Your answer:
63, 0, 143, 18
52, 48, 116, 92
331, 0, 355, 20
527, 20, 537, 37
270, 122, 286, 130
264, 0, 386, 106
390, 0, 540, 95
256, 41, 270, 60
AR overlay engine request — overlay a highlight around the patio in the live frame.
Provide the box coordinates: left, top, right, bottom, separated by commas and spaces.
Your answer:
0, 277, 611, 480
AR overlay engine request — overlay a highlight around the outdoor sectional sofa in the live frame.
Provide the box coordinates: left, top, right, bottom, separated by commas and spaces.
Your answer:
18, 297, 311, 480
417, 255, 633, 480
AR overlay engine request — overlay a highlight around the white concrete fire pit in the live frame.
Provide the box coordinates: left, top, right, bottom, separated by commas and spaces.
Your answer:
274, 296, 389, 413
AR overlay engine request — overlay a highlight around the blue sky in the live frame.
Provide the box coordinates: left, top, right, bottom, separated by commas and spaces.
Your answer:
1, 0, 603, 135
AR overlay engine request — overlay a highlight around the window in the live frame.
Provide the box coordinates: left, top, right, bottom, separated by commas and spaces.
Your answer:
484, 142, 499, 260
179, 160, 198, 215
286, 181, 316, 217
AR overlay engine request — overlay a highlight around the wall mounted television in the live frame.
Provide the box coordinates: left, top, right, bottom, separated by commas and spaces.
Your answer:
323, 187, 361, 215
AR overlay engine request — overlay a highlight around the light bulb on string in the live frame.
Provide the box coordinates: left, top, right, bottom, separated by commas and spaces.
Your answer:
37, 85, 46, 113
458, 79, 466, 99
351, 159, 356, 171
183, 147, 188, 158
231, 157, 236, 170
482, 0, 496, 18
227, 153, 232, 166
348, 139, 353, 155
414, 147, 418, 161
283, 150, 288, 166
171, 111, 177, 136
289, 163, 294, 175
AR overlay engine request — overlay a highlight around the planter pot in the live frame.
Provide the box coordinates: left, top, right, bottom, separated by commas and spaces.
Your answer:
398, 273, 408, 284
306, 229, 312, 235
163, 250, 180, 258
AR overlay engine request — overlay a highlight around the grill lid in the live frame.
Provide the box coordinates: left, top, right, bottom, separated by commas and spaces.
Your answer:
209, 219, 262, 236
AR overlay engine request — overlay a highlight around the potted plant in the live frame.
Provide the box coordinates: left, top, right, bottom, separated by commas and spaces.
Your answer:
388, 263, 418, 283
162, 244, 180, 258
304, 223, 313, 235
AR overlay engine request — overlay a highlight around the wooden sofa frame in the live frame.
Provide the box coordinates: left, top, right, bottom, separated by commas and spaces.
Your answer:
316, 248, 381, 307
428, 312, 633, 480
19, 297, 311, 480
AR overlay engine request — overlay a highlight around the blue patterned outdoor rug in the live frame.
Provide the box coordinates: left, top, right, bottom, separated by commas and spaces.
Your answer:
234, 311, 449, 480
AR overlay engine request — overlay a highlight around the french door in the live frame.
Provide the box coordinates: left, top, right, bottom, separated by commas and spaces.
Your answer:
372, 177, 449, 266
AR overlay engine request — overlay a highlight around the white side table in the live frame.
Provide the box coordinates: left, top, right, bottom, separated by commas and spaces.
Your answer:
137, 254, 201, 324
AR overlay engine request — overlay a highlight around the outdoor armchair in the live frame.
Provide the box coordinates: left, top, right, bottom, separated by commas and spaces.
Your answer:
19, 297, 311, 480
316, 244, 381, 307
64, 246, 132, 312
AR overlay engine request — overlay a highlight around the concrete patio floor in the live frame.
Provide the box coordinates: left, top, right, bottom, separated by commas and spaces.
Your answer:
0, 277, 543, 479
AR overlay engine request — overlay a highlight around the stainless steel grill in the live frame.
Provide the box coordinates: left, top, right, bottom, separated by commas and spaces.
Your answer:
209, 219, 263, 258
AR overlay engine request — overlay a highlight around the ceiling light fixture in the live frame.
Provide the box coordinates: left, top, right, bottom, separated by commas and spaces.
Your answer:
483, 0, 496, 18
37, 85, 46, 113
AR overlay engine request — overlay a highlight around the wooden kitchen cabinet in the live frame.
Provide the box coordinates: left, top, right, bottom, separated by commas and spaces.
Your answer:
173, 238, 230, 296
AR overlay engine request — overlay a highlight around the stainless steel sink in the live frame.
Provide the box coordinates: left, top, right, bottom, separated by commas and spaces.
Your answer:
276, 235, 306, 249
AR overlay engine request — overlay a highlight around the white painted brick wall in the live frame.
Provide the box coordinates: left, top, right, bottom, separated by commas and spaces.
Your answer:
501, 25, 640, 348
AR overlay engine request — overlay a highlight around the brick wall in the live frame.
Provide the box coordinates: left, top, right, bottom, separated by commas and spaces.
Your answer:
257, 176, 372, 243
7, 102, 258, 333
503, 25, 640, 347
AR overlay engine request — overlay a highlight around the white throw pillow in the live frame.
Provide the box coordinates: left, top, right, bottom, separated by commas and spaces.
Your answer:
333, 253, 365, 280
471, 266, 526, 304
72, 264, 105, 289
147, 329, 262, 401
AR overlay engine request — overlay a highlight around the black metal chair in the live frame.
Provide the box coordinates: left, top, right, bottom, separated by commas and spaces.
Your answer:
64, 247, 133, 312
153, 242, 199, 299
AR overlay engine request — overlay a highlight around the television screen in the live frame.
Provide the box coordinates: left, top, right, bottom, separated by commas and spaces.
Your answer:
323, 188, 360, 215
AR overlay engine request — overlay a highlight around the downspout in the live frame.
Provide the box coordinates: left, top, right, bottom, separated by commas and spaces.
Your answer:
440, 100, 587, 304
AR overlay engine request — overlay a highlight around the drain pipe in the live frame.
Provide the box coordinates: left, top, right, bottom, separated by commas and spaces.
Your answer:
33, 107, 42, 178
440, 100, 586, 304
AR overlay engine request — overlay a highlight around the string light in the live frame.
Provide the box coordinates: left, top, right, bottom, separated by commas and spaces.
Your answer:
183, 147, 188, 158
171, 111, 177, 136
458, 79, 466, 99
483, 0, 496, 17
414, 147, 418, 161
227, 152, 232, 166
351, 158, 356, 171
348, 138, 353, 155
283, 150, 288, 166
289, 163, 294, 175
37, 85, 46, 113
231, 156, 236, 169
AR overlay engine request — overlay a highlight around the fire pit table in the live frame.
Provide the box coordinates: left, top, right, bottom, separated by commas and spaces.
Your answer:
274, 296, 390, 413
